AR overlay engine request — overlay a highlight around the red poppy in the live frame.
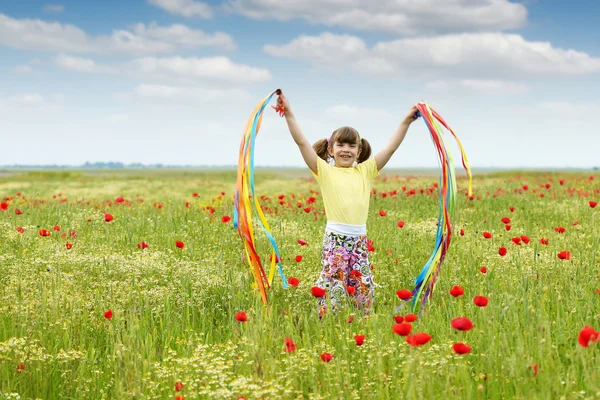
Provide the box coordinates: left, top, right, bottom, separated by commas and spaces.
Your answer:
104, 213, 114, 222
397, 220, 405, 228
499, 247, 507, 256
379, 210, 387, 217
528, 364, 539, 377
320, 352, 334, 362
354, 334, 365, 346
104, 309, 113, 319
453, 343, 472, 354
523, 185, 529, 190
235, 311, 248, 322
287, 277, 300, 287
347, 317, 354, 323
511, 237, 521, 245
502, 217, 511, 224
554, 227, 565, 233
346, 285, 356, 295
175, 241, 184, 249
307, 196, 316, 204
295, 255, 303, 262
65, 243, 73, 250
459, 229, 464, 236
406, 333, 432, 347
451, 317, 473, 331
509, 206, 515, 212
449, 285, 464, 297
480, 266, 487, 273
540, 238, 549, 245
557, 251, 571, 260
394, 315, 404, 323
15, 209, 22, 215
16, 363, 25, 373
578, 326, 599, 347
284, 337, 297, 353
0, 202, 7, 210
473, 296, 488, 307
392, 323, 412, 336
221, 215, 231, 223
520, 235, 530, 244
192, 192, 198, 197
311, 286, 326, 298
505, 224, 512, 231
396, 289, 412, 300
39, 229, 51, 237
404, 314, 418, 322
297, 239, 308, 246
175, 396, 185, 400
482, 231, 492, 239
590, 201, 597, 208
175, 382, 185, 392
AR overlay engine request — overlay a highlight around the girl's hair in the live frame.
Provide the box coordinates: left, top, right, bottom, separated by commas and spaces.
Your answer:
313, 126, 372, 164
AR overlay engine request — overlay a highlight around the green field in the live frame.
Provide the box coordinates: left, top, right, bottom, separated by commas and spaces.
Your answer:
1, 169, 599, 399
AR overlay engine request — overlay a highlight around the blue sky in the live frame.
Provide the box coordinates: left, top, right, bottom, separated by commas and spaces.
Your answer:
2, 0, 599, 168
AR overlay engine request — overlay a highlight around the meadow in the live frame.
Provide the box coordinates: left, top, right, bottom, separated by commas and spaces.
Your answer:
0, 168, 599, 400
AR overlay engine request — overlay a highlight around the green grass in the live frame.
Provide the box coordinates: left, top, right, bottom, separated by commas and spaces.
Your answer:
0, 169, 599, 399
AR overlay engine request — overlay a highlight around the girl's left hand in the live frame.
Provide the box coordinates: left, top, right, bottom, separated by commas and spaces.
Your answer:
404, 105, 420, 124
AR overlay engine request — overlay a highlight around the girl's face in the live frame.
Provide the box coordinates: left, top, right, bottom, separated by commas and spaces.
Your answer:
328, 140, 361, 168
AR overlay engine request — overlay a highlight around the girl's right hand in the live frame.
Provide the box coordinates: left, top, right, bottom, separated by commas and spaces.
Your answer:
277, 92, 291, 112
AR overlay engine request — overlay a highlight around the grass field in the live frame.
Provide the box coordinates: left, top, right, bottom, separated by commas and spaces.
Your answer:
0, 169, 599, 399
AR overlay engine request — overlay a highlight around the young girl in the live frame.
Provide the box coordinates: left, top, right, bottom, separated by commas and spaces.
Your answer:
277, 92, 418, 317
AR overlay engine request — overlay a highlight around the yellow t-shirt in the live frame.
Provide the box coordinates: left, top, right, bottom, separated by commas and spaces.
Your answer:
310, 157, 379, 225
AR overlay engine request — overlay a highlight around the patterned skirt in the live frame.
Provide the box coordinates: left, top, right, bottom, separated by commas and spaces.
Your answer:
314, 230, 375, 317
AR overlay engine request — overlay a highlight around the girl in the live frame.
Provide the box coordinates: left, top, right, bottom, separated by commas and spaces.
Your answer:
277, 92, 418, 317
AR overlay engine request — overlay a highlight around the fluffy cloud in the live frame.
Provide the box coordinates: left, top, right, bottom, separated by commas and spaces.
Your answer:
148, 0, 212, 18
226, 0, 527, 35
128, 83, 250, 102
43, 4, 65, 13
265, 32, 600, 79
425, 79, 530, 95
0, 13, 233, 55
55, 53, 118, 74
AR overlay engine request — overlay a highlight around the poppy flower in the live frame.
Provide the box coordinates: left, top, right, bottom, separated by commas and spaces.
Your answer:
320, 352, 334, 362
284, 337, 297, 353
65, 243, 73, 250
235, 311, 248, 322
354, 335, 365, 346
175, 382, 185, 392
15, 209, 22, 215
555, 227, 565, 233
175, 396, 184, 400
392, 323, 412, 336
394, 315, 404, 324
396, 289, 412, 300
104, 309, 113, 319
0, 202, 7, 210
557, 251, 571, 260
509, 206, 515, 212
346, 286, 356, 295
39, 229, 51, 237
449, 285, 464, 297
16, 227, 24, 234
379, 210, 387, 217
578, 326, 599, 347
473, 296, 488, 307
297, 239, 308, 246
397, 220, 405, 228
482, 231, 492, 239
287, 277, 300, 287
295, 255, 303, 262
451, 317, 473, 331
221, 215, 231, 223
590, 201, 597, 208
453, 343, 472, 354
540, 238, 549, 245
307, 197, 316, 205
511, 237, 521, 245
502, 217, 511, 224
104, 213, 114, 222
505, 225, 512, 231
528, 364, 539, 377
404, 314, 418, 322
480, 266, 487, 274
406, 333, 432, 347
499, 247, 507, 256
459, 229, 464, 236
175, 241, 184, 249
347, 317, 354, 323
311, 286, 326, 298
192, 192, 198, 197
520, 235, 530, 244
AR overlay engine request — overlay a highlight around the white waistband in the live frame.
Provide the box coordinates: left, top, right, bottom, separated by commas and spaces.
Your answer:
325, 222, 367, 236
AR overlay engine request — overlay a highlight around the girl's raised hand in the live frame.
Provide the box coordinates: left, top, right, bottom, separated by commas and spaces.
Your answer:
404, 105, 419, 124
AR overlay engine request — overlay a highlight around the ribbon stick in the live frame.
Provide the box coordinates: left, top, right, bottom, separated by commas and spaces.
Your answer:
397, 102, 473, 315
233, 89, 288, 304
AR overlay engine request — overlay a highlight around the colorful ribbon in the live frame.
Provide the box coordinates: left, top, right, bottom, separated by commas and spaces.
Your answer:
397, 102, 473, 315
233, 89, 288, 304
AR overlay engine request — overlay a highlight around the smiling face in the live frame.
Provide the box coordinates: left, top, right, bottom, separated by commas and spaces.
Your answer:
327, 127, 362, 168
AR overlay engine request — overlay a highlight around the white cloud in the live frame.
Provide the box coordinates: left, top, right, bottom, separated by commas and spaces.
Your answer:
227, 0, 527, 35
148, 0, 212, 18
43, 4, 65, 13
264, 32, 600, 80
55, 53, 118, 74
130, 83, 250, 102
0, 13, 232, 55
425, 79, 530, 95
0, 93, 64, 111
131, 22, 236, 51
13, 65, 33, 73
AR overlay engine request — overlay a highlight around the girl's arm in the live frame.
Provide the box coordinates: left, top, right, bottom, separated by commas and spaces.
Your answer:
278, 93, 318, 174
375, 105, 419, 171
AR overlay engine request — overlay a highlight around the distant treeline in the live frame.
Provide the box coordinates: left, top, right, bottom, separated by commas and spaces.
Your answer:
0, 162, 239, 169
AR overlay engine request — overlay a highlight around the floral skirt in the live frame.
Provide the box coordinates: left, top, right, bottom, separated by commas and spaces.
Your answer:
315, 230, 375, 317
